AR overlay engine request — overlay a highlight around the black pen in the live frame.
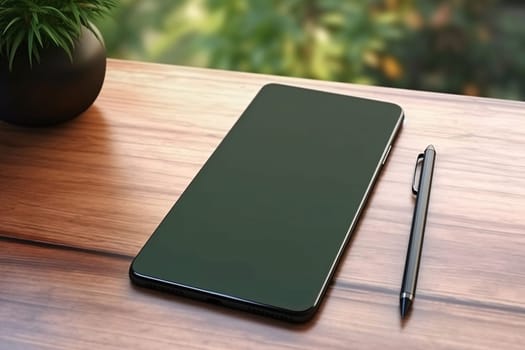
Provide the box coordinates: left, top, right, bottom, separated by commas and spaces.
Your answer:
400, 145, 436, 318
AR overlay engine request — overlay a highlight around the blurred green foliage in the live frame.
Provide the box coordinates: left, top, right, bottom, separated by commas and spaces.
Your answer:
95, 0, 525, 100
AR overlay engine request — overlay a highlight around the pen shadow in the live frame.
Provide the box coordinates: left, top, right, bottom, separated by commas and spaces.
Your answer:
400, 312, 412, 329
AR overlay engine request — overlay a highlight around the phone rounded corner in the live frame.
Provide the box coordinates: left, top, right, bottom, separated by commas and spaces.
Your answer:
260, 82, 280, 91
399, 108, 406, 123
387, 102, 405, 130
128, 259, 142, 283
284, 304, 320, 323
390, 102, 404, 119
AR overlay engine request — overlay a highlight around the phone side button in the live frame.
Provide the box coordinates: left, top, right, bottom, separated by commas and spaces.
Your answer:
382, 145, 392, 165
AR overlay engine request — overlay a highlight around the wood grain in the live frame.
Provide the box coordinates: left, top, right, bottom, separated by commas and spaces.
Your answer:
2, 240, 525, 350
1, 59, 525, 349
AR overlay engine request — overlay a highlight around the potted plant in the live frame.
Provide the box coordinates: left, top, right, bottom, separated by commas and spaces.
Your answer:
0, 0, 117, 126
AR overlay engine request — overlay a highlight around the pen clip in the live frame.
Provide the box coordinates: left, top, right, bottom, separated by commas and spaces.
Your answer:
412, 153, 425, 195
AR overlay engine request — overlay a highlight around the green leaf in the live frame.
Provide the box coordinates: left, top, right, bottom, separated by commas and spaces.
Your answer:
40, 25, 61, 47
33, 45, 41, 64
0, 0, 116, 71
70, 3, 81, 26
31, 13, 43, 47
2, 17, 21, 35
28, 29, 34, 67
8, 30, 25, 71
56, 26, 76, 49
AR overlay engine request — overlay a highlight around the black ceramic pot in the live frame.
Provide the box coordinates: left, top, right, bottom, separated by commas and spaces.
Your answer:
0, 25, 106, 126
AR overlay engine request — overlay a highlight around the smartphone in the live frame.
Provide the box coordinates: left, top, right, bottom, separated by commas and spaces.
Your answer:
130, 83, 404, 322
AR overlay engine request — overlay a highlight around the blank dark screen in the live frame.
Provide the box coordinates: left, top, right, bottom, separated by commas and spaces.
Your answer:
132, 84, 402, 313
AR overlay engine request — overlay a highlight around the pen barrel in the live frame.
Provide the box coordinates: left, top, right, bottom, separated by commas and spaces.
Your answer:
401, 147, 436, 298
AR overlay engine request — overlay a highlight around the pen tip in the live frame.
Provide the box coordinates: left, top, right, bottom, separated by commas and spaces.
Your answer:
400, 297, 412, 318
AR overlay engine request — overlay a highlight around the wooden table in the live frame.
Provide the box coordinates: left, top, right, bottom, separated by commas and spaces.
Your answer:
2, 59, 525, 349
